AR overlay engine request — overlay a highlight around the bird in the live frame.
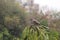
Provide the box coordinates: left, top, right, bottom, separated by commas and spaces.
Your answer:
31, 18, 40, 25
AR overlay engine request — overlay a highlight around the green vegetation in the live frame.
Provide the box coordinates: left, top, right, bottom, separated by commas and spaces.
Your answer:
0, 0, 60, 40
0, 25, 60, 40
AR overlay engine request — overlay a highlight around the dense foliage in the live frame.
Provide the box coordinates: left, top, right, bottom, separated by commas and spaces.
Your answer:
0, 25, 60, 40
0, 0, 60, 40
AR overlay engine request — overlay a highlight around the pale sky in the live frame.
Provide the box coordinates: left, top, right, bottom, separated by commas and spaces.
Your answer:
34, 0, 60, 11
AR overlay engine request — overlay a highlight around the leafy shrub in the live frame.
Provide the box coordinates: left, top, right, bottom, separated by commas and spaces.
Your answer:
21, 26, 49, 40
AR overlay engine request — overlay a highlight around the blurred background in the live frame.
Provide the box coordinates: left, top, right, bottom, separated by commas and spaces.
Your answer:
0, 0, 60, 40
